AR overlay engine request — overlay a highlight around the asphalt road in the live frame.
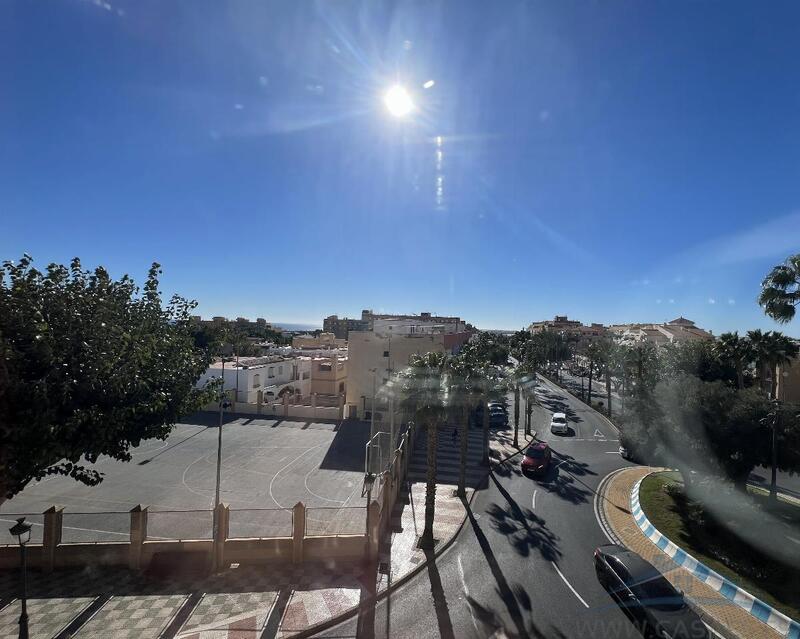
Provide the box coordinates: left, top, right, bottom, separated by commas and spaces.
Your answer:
315, 375, 643, 639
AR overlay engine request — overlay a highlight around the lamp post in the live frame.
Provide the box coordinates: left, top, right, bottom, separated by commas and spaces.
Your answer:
214, 357, 232, 535
9, 517, 32, 639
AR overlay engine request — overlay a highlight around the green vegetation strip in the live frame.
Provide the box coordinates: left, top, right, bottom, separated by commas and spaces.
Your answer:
639, 472, 800, 622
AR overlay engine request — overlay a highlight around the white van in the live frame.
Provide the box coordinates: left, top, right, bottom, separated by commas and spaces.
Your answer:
550, 412, 568, 435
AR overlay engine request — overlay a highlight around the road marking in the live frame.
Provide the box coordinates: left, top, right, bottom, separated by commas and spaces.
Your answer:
555, 460, 569, 469
531, 490, 537, 510
603, 451, 620, 454
593, 469, 626, 544
551, 561, 589, 608
458, 555, 481, 635
594, 429, 604, 438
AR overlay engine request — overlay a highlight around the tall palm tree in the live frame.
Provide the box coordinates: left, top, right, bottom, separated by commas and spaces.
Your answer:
586, 342, 600, 405
747, 329, 772, 394
759, 253, 800, 324
763, 332, 799, 399
595, 339, 615, 416
715, 332, 754, 389
399, 351, 448, 547
447, 353, 483, 498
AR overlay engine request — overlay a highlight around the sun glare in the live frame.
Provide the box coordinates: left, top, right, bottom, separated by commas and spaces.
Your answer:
384, 85, 414, 117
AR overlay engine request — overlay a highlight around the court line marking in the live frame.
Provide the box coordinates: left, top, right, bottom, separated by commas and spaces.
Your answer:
551, 561, 589, 608
268, 445, 323, 509
303, 451, 347, 505
0, 517, 171, 541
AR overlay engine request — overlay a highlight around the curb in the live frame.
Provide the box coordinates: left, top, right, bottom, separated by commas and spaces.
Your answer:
288, 436, 530, 638
631, 473, 800, 639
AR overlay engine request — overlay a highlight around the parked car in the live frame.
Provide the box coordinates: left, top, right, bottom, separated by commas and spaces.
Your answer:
593, 545, 708, 638
549, 412, 568, 435
489, 406, 508, 427
521, 442, 551, 476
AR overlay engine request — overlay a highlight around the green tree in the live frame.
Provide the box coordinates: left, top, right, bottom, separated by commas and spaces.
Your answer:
0, 257, 216, 501
759, 253, 800, 323
714, 332, 755, 390
400, 351, 448, 547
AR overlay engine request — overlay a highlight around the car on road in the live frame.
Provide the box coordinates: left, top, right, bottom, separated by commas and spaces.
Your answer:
489, 405, 508, 427
593, 545, 708, 638
549, 412, 569, 435
521, 442, 551, 476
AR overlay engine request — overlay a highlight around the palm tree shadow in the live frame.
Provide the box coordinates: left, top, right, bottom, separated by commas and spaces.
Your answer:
423, 547, 456, 639
486, 473, 561, 561
465, 593, 570, 639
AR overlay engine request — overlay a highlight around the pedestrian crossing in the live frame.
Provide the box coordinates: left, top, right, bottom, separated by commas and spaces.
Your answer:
407, 427, 486, 487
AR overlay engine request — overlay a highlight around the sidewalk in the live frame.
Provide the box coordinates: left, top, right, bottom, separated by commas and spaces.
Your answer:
600, 467, 784, 639
0, 425, 533, 639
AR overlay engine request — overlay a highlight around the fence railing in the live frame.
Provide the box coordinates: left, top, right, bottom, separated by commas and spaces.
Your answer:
60, 511, 131, 544
228, 508, 292, 539
305, 506, 366, 537
147, 509, 214, 541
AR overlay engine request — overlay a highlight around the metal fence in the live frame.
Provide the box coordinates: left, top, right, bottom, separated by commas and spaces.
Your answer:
147, 509, 213, 541
60, 512, 131, 544
228, 508, 293, 539
305, 506, 366, 537
0, 513, 44, 546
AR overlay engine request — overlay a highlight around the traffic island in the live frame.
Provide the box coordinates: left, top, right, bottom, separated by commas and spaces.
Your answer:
600, 467, 800, 639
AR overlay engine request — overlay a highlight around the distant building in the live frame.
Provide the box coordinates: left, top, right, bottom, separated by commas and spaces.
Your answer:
614, 317, 713, 346
322, 315, 370, 340
292, 332, 346, 349
197, 355, 310, 403
528, 316, 608, 346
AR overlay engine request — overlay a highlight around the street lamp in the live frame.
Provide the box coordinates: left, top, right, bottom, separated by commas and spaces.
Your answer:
9, 517, 32, 639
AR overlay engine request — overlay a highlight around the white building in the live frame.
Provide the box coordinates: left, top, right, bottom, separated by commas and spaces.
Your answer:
197, 356, 311, 404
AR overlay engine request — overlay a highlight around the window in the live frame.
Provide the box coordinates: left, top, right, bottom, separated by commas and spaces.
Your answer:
383, 350, 389, 357
339, 382, 345, 393
302, 371, 310, 380
253, 374, 260, 388
278, 365, 283, 375
268, 367, 275, 378
319, 363, 332, 372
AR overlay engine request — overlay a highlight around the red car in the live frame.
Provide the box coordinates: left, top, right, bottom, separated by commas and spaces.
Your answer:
521, 442, 552, 476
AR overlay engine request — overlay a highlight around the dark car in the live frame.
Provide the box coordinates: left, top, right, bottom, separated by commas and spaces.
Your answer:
593, 545, 708, 638
474, 402, 509, 427
521, 442, 551, 476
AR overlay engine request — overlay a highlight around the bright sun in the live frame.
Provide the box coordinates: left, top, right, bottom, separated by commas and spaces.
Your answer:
384, 85, 414, 117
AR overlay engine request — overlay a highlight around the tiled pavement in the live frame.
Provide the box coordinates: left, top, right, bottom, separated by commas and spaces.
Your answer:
0, 425, 532, 639
600, 467, 784, 639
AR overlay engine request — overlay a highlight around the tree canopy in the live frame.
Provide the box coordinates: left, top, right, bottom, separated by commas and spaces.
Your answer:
0, 256, 216, 500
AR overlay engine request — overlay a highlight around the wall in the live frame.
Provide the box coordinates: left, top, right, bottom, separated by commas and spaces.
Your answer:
346, 331, 449, 420
310, 356, 347, 396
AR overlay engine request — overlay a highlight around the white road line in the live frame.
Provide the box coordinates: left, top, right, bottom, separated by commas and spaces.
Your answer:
551, 561, 589, 608
603, 451, 620, 454
593, 469, 625, 544
531, 490, 537, 510
458, 555, 481, 636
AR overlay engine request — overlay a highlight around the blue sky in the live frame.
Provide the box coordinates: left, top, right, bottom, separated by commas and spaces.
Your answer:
2, 1, 800, 334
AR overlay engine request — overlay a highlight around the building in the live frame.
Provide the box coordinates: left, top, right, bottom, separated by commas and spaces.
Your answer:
324, 309, 469, 340
309, 354, 348, 397
345, 329, 471, 421
196, 355, 311, 404
528, 315, 583, 335
778, 349, 800, 404
322, 315, 370, 340
615, 317, 713, 346
292, 332, 346, 349
528, 315, 609, 347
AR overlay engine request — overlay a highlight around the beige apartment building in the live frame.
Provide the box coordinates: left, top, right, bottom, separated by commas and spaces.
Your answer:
612, 317, 713, 346
309, 354, 348, 396
292, 332, 346, 349
345, 330, 470, 422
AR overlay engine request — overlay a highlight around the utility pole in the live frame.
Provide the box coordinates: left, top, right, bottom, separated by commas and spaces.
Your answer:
214, 357, 226, 536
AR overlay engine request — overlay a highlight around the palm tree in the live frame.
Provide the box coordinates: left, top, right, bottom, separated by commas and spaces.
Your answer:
759, 253, 800, 324
715, 332, 754, 389
447, 353, 482, 498
595, 339, 615, 416
586, 342, 600, 405
399, 351, 448, 547
762, 332, 799, 399
747, 329, 773, 394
